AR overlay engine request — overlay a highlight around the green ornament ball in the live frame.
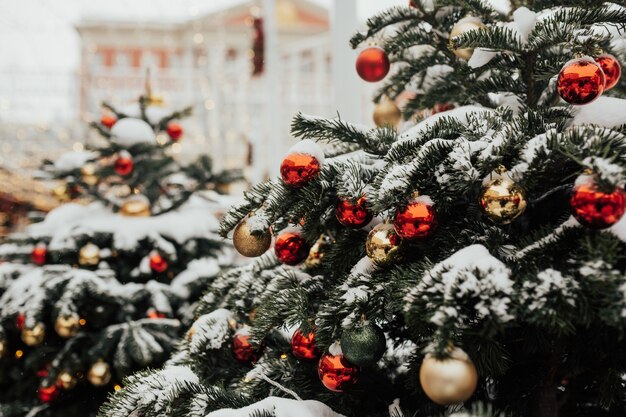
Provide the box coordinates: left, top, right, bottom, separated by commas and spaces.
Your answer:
340, 323, 386, 366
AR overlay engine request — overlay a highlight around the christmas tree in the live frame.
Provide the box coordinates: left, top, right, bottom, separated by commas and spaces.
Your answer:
0, 86, 240, 417
102, 2, 626, 417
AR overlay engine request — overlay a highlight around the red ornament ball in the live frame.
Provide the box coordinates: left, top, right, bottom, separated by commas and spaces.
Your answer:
166, 122, 183, 141
101, 115, 117, 129
571, 181, 626, 229
114, 154, 134, 176
280, 153, 321, 188
16, 313, 26, 330
232, 333, 263, 363
31, 245, 47, 266
38, 384, 61, 403
146, 308, 167, 319
557, 57, 605, 105
291, 329, 319, 360
595, 54, 622, 91
318, 352, 360, 392
336, 196, 373, 228
393, 198, 437, 240
274, 231, 310, 265
356, 47, 390, 83
432, 103, 455, 114
149, 252, 168, 273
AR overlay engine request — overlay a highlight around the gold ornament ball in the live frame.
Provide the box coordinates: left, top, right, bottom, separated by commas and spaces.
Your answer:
480, 177, 527, 224
305, 234, 331, 269
419, 348, 478, 405
366, 223, 403, 265
120, 195, 151, 217
57, 371, 78, 390
233, 218, 272, 257
187, 325, 197, 341
79, 243, 101, 266
55, 315, 81, 338
21, 323, 46, 346
87, 360, 112, 386
52, 184, 71, 202
0, 339, 6, 358
449, 18, 485, 60
81, 163, 98, 186
373, 97, 402, 128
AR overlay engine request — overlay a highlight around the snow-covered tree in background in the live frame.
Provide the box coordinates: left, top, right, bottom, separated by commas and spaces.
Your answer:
0, 89, 240, 417
103, 1, 626, 417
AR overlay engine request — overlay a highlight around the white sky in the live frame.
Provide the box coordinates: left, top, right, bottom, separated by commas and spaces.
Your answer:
0, 0, 405, 72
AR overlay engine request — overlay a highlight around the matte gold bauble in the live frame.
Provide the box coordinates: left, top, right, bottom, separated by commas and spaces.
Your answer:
366, 223, 402, 265
480, 176, 527, 224
87, 360, 112, 386
52, 184, 71, 202
373, 97, 402, 128
120, 195, 151, 217
449, 17, 485, 60
80, 163, 98, 186
21, 323, 45, 346
79, 243, 100, 266
54, 315, 81, 338
233, 217, 271, 257
57, 371, 78, 390
419, 347, 478, 405
305, 234, 331, 269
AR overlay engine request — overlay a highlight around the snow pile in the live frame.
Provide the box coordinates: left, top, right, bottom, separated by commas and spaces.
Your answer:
520, 269, 579, 318
285, 139, 325, 165
28, 195, 221, 251
404, 245, 514, 330
120, 103, 172, 125
398, 106, 494, 141
170, 258, 221, 298
110, 118, 156, 147
54, 150, 97, 171
120, 366, 199, 417
468, 7, 538, 69
204, 397, 345, 417
571, 97, 626, 128
188, 309, 233, 352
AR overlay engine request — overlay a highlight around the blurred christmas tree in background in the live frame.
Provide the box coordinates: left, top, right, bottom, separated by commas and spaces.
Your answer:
0, 83, 242, 417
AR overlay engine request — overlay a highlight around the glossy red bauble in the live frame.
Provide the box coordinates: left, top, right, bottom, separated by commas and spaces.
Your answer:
31, 245, 47, 266
318, 352, 360, 392
571, 182, 626, 229
595, 54, 622, 91
356, 47, 390, 82
232, 333, 263, 363
274, 232, 310, 265
100, 115, 117, 129
149, 252, 168, 273
336, 196, 372, 228
38, 384, 61, 403
393, 198, 437, 240
557, 57, 605, 105
291, 329, 319, 360
114, 155, 134, 176
280, 153, 321, 188
166, 122, 184, 141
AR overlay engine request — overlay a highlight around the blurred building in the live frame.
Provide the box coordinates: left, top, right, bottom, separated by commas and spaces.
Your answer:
75, 0, 339, 182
